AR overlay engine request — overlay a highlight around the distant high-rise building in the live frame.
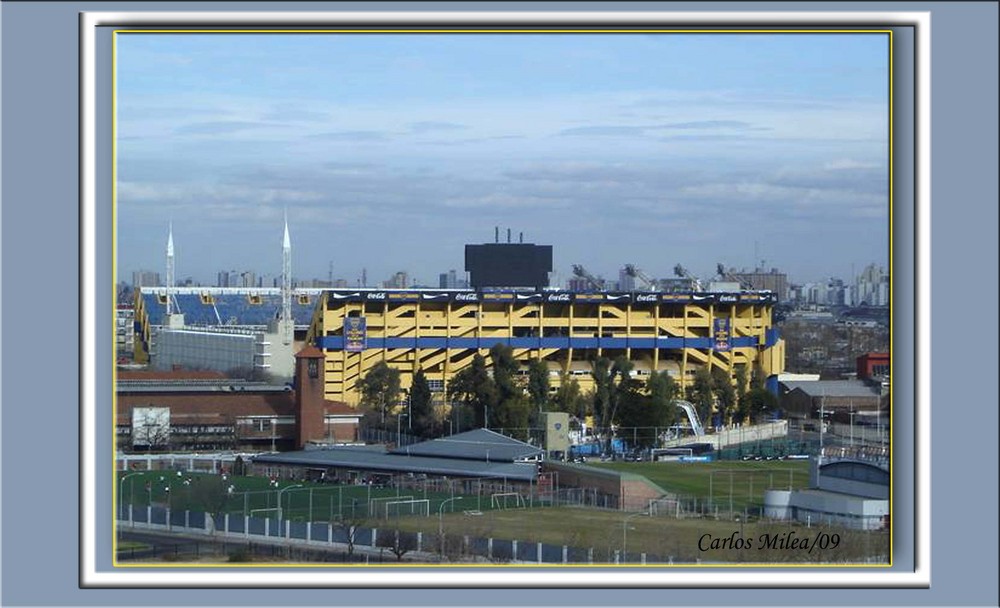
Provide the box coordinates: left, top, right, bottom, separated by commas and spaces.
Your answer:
132, 270, 161, 288
731, 267, 789, 301
240, 271, 256, 288
217, 270, 239, 288
618, 268, 636, 292
439, 269, 460, 289
386, 271, 409, 289
853, 264, 889, 306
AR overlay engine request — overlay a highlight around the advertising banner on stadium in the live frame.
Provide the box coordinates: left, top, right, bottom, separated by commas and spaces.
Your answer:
344, 317, 367, 352
713, 318, 731, 351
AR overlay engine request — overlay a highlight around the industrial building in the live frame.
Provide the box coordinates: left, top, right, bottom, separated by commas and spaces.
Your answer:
764, 456, 889, 530
116, 349, 362, 452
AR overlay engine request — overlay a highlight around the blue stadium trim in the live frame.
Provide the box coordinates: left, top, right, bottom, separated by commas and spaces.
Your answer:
314, 335, 772, 352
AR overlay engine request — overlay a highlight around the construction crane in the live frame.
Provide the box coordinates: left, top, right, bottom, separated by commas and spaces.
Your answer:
716, 263, 754, 290
571, 264, 605, 291
623, 264, 657, 291
673, 264, 703, 292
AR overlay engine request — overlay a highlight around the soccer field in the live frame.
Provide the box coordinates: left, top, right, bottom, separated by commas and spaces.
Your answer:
590, 460, 811, 511
116, 471, 526, 522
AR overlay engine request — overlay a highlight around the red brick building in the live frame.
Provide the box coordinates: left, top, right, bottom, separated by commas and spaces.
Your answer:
116, 360, 360, 452
856, 352, 890, 379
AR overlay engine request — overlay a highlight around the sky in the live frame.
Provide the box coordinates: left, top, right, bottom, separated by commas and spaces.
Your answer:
116, 32, 889, 288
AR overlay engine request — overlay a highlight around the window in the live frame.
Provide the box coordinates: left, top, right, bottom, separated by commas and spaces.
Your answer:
308, 358, 319, 379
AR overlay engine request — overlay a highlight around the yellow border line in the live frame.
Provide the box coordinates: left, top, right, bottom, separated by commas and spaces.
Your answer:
111, 28, 894, 570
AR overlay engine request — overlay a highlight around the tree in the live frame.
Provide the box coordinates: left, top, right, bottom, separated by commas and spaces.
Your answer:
232, 455, 247, 476
745, 387, 778, 422
409, 368, 437, 438
646, 370, 680, 442
526, 358, 551, 415
449, 353, 495, 429
591, 356, 637, 453
329, 497, 371, 558
358, 362, 401, 431
591, 357, 613, 434
376, 527, 418, 561
711, 368, 737, 426
489, 344, 530, 439
688, 367, 716, 429
552, 374, 587, 418
734, 365, 750, 424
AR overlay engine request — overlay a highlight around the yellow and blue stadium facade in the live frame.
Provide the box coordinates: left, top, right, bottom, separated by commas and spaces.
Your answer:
133, 287, 784, 403
304, 289, 785, 405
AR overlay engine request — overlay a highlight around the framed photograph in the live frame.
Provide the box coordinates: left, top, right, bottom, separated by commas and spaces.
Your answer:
80, 9, 930, 589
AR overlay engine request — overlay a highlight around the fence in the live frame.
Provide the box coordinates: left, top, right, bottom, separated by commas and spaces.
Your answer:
117, 503, 675, 564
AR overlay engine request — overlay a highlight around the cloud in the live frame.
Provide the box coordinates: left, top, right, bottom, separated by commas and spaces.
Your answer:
408, 121, 468, 133
174, 121, 276, 135
307, 130, 390, 142
558, 120, 761, 138
823, 158, 882, 171
261, 106, 330, 123
557, 125, 649, 137
659, 120, 754, 130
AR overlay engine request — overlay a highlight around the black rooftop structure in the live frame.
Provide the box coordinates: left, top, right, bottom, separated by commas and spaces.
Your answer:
387, 428, 542, 462
252, 429, 542, 482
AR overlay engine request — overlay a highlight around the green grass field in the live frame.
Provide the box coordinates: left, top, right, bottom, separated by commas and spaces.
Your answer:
590, 460, 811, 511
116, 471, 523, 522
395, 505, 887, 564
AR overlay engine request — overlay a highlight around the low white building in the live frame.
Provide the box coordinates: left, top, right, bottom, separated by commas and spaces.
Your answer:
763, 457, 889, 530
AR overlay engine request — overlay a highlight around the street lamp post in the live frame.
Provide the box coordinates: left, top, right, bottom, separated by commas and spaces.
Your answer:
438, 496, 464, 559
277, 484, 303, 523
118, 472, 142, 538
397, 412, 409, 446
622, 510, 650, 561
849, 409, 856, 448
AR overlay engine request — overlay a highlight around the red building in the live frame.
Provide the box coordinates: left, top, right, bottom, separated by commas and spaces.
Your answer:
116, 360, 360, 452
856, 352, 890, 379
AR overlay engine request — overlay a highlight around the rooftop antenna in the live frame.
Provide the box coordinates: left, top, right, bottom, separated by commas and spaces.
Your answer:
507, 228, 511, 243
165, 221, 174, 316
495, 226, 499, 243
281, 209, 292, 345
519, 231, 523, 244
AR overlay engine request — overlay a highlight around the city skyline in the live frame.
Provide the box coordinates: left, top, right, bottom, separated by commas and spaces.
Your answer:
116, 32, 889, 287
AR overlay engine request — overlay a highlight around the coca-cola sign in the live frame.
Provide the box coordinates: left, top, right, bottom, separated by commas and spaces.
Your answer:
366, 292, 386, 300
546, 293, 571, 302
454, 293, 479, 302
635, 294, 658, 303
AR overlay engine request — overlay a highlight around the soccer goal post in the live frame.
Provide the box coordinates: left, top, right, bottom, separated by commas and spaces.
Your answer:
368, 495, 414, 518
490, 492, 525, 510
378, 499, 430, 520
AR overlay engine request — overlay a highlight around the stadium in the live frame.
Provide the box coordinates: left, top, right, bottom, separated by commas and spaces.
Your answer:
302, 288, 785, 405
127, 224, 785, 412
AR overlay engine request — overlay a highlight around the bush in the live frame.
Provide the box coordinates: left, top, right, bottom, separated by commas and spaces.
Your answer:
228, 548, 251, 562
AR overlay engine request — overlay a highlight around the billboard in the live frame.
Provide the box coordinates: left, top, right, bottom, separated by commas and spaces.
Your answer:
343, 317, 367, 352
132, 406, 170, 448
465, 243, 552, 289
713, 318, 731, 351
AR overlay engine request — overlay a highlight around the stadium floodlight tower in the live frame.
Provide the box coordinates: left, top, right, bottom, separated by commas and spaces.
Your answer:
163, 222, 184, 328
280, 210, 293, 345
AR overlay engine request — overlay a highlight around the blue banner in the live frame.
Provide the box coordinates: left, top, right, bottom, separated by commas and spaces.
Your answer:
343, 317, 367, 352
713, 318, 731, 351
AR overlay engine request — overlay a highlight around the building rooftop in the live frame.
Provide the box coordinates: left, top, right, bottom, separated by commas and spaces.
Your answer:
387, 428, 543, 463
252, 446, 539, 481
781, 380, 882, 399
